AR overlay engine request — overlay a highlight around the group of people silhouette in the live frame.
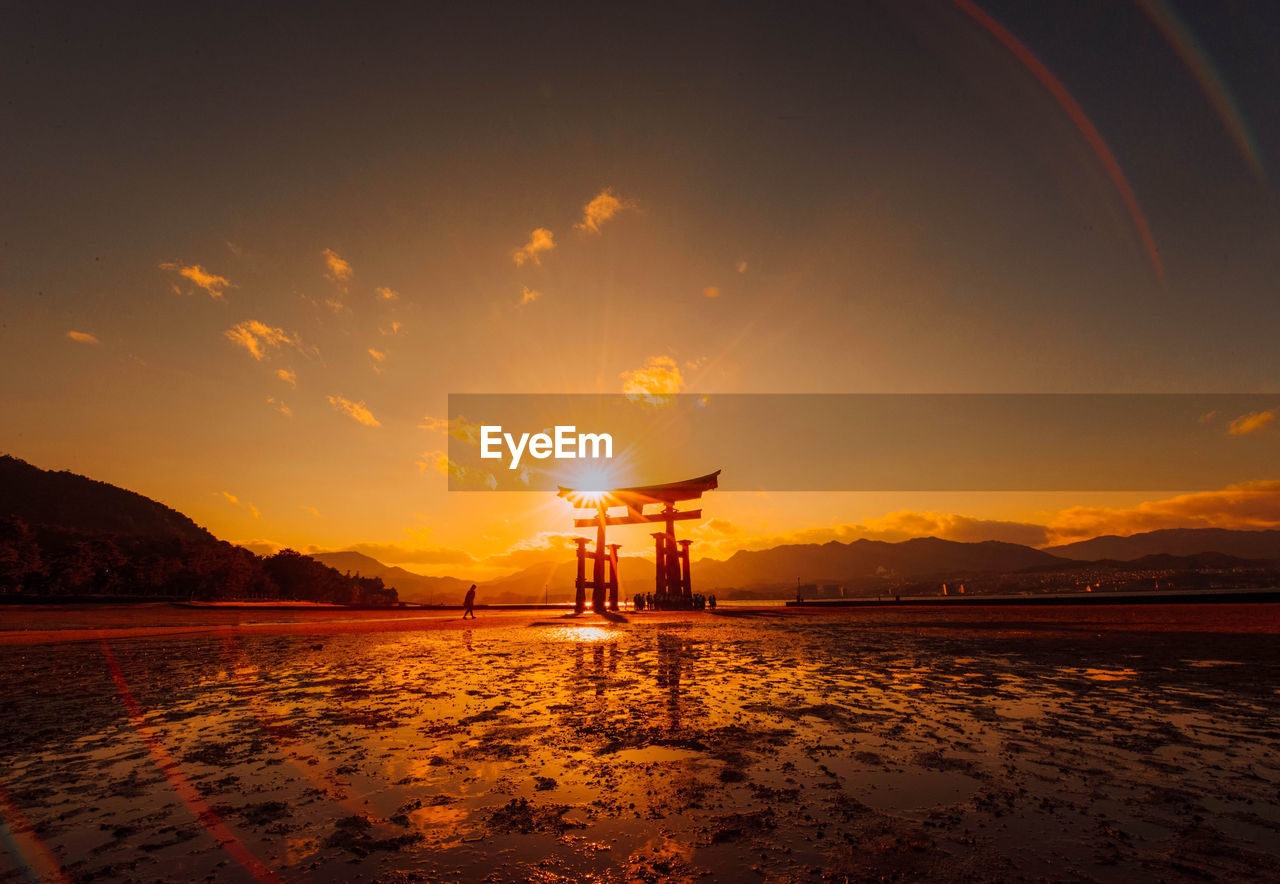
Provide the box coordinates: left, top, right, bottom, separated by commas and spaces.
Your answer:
459, 584, 720, 617
633, 592, 716, 611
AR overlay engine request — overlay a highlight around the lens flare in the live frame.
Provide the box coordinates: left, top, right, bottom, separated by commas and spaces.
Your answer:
953, 0, 1165, 281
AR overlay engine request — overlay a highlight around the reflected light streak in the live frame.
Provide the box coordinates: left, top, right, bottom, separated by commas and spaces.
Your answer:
0, 779, 71, 884
100, 641, 280, 883
953, 0, 1166, 280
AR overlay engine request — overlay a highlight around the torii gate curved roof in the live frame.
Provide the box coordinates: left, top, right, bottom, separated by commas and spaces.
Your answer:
558, 470, 720, 509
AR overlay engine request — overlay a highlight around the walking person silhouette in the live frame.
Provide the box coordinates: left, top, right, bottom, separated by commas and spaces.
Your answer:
462, 584, 477, 619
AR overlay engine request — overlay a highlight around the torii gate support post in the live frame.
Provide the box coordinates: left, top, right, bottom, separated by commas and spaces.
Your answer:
666, 536, 682, 598
652, 532, 666, 601
591, 504, 607, 614
573, 537, 588, 614
607, 543, 621, 612
678, 539, 693, 599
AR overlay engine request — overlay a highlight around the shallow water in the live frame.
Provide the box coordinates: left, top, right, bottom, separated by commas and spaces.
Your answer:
1, 607, 1278, 881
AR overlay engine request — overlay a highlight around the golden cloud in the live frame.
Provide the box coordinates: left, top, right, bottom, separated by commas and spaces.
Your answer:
267, 395, 292, 417
302, 506, 320, 517
486, 532, 581, 568
736, 260, 748, 274
328, 395, 381, 427
381, 321, 402, 336
621, 355, 683, 405
513, 228, 555, 266
703, 286, 720, 298
67, 330, 99, 344
1228, 410, 1275, 436
416, 449, 469, 480
368, 348, 387, 373
323, 248, 353, 283
221, 492, 240, 506
575, 188, 630, 233
225, 320, 295, 360
420, 415, 483, 445
160, 262, 232, 299
520, 286, 541, 305
277, 368, 296, 388
1045, 481, 1280, 544
376, 286, 398, 301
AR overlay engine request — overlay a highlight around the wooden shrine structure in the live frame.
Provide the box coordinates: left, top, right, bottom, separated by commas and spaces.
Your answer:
557, 470, 720, 613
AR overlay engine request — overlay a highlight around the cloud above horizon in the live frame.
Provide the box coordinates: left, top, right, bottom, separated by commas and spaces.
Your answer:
575, 189, 629, 233
513, 228, 555, 267
420, 415, 483, 445
681, 483, 1280, 560
1228, 410, 1275, 435
322, 248, 353, 283
66, 330, 99, 344
1046, 481, 1280, 543
621, 355, 684, 404
267, 395, 291, 417
225, 320, 295, 360
160, 262, 232, 299
328, 395, 381, 427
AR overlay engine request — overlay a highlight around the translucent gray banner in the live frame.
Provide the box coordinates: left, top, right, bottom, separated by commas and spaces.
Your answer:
442, 394, 1278, 491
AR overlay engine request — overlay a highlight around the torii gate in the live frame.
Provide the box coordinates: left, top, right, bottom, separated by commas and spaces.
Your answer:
557, 470, 720, 613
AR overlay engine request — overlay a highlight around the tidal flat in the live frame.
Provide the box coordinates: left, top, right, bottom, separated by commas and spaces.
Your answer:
1, 605, 1278, 882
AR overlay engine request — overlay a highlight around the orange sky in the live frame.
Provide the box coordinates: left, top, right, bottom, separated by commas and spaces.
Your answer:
3, 3, 1278, 577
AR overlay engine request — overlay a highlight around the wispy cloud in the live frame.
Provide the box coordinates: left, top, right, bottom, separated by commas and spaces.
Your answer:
736, 260, 748, 274
67, 330, 99, 344
621, 355, 683, 404
342, 542, 477, 566
381, 320, 402, 336
575, 188, 630, 233
221, 492, 240, 506
267, 395, 292, 417
486, 533, 581, 568
328, 395, 381, 427
376, 286, 398, 301
302, 506, 320, 517
520, 286, 541, 305
368, 348, 387, 373
225, 320, 295, 360
1228, 410, 1275, 436
420, 415, 483, 444
703, 286, 720, 298
323, 248, 353, 283
277, 368, 297, 388
160, 262, 232, 299
513, 228, 555, 267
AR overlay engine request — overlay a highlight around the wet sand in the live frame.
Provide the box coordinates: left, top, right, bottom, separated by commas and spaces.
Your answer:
1, 604, 1278, 882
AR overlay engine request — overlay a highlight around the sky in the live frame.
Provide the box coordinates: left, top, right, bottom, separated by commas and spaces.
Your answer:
2, 0, 1278, 577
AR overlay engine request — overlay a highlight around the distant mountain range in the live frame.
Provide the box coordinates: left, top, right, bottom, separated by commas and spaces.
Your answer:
309, 551, 472, 604
1044, 528, 1280, 562
5, 452, 1277, 604
334, 531, 1280, 604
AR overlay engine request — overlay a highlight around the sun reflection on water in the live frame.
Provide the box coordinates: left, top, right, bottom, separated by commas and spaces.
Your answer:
542, 626, 618, 643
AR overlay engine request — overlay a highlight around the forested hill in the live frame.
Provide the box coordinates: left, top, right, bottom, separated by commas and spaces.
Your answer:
0, 454, 396, 605
0, 455, 213, 543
